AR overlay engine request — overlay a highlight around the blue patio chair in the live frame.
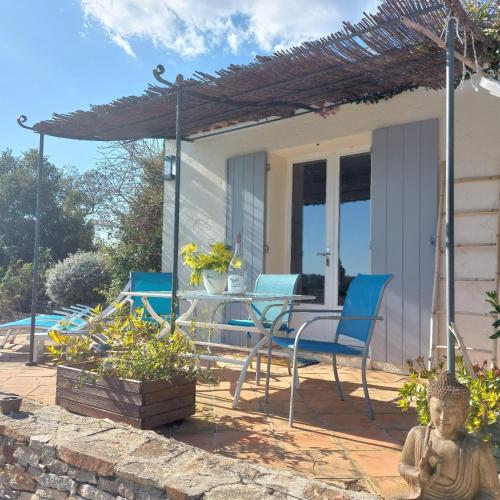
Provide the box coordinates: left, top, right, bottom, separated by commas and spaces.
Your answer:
269, 273, 393, 426
225, 274, 300, 382
227, 274, 300, 332
0, 309, 92, 350
129, 271, 173, 321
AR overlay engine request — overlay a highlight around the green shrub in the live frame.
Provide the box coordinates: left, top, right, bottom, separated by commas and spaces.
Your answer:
46, 251, 111, 306
398, 357, 500, 440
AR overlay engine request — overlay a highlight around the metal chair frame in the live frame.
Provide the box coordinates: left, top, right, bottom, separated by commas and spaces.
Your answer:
265, 274, 393, 426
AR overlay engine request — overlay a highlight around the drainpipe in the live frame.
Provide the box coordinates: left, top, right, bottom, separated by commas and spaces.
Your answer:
445, 17, 456, 372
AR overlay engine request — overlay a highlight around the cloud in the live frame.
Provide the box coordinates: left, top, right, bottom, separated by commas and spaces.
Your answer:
80, 0, 380, 58
111, 34, 136, 57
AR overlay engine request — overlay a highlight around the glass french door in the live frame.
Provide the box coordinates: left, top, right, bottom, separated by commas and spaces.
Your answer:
291, 160, 328, 304
290, 153, 371, 339
338, 153, 371, 304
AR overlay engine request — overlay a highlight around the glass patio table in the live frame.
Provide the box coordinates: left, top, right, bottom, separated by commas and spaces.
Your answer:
120, 290, 315, 408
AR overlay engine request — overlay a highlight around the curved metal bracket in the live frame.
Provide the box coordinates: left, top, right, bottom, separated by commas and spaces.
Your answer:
153, 65, 184, 88
153, 64, 173, 87
17, 115, 35, 131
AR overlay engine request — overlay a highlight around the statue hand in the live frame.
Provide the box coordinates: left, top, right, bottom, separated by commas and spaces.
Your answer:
427, 460, 442, 486
418, 456, 432, 483
418, 443, 437, 485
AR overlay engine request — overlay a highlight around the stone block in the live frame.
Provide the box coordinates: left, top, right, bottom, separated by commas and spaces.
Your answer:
14, 446, 41, 467
67, 467, 97, 484
96, 477, 118, 494
204, 483, 287, 500
57, 428, 149, 478
47, 459, 69, 475
18, 492, 36, 500
30, 435, 56, 461
37, 472, 76, 493
0, 443, 16, 465
35, 486, 69, 499
0, 481, 17, 499
58, 447, 115, 477
28, 464, 44, 479
0, 464, 36, 492
78, 483, 115, 500
116, 478, 165, 500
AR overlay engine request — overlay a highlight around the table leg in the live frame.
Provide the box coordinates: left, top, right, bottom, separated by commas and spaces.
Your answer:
231, 302, 270, 407
232, 334, 268, 409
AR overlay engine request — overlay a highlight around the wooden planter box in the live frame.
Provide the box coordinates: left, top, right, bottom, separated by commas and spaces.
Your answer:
56, 365, 196, 430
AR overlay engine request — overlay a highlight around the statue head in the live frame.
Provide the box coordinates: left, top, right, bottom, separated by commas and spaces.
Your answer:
427, 371, 470, 440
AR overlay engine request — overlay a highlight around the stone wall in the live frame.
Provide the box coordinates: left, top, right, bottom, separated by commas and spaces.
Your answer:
0, 400, 376, 500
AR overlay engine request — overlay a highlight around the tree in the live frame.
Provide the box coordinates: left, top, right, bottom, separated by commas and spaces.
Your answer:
0, 149, 95, 266
85, 140, 164, 287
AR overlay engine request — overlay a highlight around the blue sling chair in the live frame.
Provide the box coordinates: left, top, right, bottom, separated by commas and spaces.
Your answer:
267, 273, 393, 427
129, 271, 173, 322
225, 273, 300, 382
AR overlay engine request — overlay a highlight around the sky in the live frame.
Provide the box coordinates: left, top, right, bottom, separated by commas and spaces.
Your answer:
0, 0, 379, 172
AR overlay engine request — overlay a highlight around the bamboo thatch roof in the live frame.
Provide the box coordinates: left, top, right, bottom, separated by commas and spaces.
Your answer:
33, 0, 486, 142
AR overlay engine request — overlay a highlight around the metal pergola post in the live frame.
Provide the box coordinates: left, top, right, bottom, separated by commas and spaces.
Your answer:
28, 131, 45, 365
445, 17, 456, 372
17, 116, 45, 365
170, 75, 184, 334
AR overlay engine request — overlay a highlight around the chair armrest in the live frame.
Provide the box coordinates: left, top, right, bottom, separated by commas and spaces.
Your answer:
291, 315, 382, 351
307, 315, 383, 321
258, 302, 295, 323
270, 307, 383, 337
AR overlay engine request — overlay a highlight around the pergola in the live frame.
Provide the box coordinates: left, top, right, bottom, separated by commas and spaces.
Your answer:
18, 0, 489, 367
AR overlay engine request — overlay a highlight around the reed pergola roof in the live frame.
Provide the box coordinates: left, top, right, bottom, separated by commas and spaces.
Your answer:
33, 0, 485, 142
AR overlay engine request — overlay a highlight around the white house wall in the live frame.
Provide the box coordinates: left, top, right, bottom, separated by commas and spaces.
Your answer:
162, 82, 500, 367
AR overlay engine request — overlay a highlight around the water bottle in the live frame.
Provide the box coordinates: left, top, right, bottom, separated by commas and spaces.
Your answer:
227, 233, 246, 294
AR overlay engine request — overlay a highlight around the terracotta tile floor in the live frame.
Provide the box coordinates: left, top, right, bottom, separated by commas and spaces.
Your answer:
0, 335, 415, 498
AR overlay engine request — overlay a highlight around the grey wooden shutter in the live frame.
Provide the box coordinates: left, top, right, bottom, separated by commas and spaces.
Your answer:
371, 119, 438, 365
224, 151, 267, 344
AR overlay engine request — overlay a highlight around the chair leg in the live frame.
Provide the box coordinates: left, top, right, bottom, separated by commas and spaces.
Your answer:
361, 356, 374, 419
33, 338, 40, 363
264, 344, 272, 403
0, 329, 11, 349
255, 353, 261, 385
332, 354, 344, 401
288, 348, 300, 427
294, 363, 300, 390
8, 329, 17, 344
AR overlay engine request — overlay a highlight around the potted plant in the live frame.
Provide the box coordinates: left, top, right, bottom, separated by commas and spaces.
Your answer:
47, 308, 211, 429
181, 242, 232, 294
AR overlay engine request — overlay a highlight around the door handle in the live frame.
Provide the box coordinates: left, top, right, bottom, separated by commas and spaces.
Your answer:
316, 248, 331, 266
316, 248, 331, 257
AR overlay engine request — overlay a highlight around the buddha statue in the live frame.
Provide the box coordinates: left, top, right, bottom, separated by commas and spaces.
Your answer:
398, 371, 500, 500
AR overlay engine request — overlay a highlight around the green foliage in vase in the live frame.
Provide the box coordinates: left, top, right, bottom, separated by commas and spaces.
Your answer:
398, 357, 500, 440
46, 307, 212, 384
181, 242, 233, 286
